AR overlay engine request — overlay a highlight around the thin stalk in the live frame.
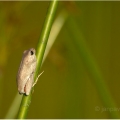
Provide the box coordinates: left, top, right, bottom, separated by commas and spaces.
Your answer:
17, 1, 58, 118
66, 17, 120, 118
5, 9, 66, 119
5, 94, 22, 119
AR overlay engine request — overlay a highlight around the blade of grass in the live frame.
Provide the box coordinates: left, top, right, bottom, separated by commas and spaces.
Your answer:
66, 17, 120, 118
5, 9, 67, 119
17, 1, 58, 118
43, 10, 68, 62
5, 94, 22, 119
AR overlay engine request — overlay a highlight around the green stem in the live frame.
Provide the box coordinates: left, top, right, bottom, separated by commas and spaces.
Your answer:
35, 0, 58, 77
67, 17, 120, 119
17, 1, 58, 118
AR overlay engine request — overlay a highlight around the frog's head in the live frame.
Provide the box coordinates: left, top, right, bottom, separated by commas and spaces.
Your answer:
23, 48, 36, 65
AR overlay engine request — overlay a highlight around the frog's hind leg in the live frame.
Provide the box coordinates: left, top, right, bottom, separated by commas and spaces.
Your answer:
24, 74, 34, 95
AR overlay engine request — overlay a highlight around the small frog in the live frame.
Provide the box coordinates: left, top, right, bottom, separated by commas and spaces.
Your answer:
17, 48, 37, 95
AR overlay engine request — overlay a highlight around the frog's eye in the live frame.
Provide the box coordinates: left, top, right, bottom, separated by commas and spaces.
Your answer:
30, 50, 34, 55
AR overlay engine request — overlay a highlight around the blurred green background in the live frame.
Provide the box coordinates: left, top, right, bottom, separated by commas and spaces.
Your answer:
0, 1, 120, 119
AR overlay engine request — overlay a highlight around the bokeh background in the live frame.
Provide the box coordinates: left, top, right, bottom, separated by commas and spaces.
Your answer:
0, 1, 120, 119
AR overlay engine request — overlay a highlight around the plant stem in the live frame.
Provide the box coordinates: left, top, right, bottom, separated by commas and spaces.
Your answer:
17, 1, 58, 118
6, 6, 64, 119
35, 0, 58, 78
66, 17, 120, 118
